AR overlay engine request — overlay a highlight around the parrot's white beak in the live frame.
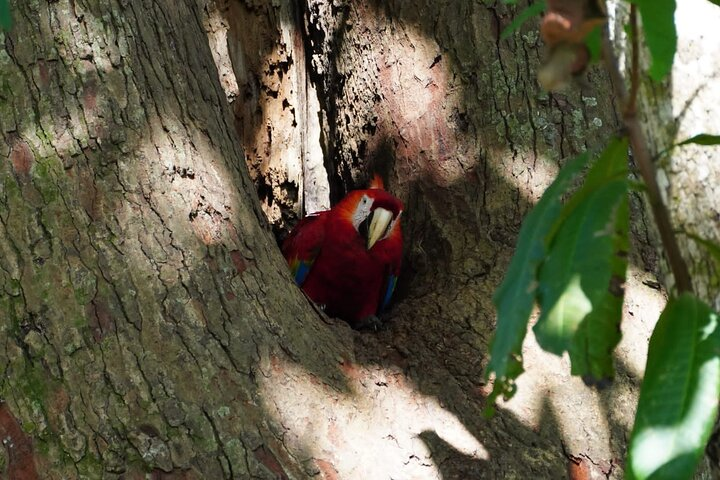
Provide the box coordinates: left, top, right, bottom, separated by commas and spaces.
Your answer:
367, 207, 393, 250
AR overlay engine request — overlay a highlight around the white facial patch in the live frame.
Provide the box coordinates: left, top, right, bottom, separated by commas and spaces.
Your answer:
352, 194, 374, 230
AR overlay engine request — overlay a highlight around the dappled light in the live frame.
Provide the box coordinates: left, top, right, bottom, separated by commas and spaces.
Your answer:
496, 149, 561, 206
374, 25, 464, 186
616, 268, 667, 380
2, 2, 345, 477
139, 115, 246, 247
374, 19, 567, 203
669, 0, 720, 310
346, 2, 594, 212
3, 0, 701, 477
259, 355, 488, 479
499, 267, 665, 458
291, 2, 668, 477
203, 1, 329, 229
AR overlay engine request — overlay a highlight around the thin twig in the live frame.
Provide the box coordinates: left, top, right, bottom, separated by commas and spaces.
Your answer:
602, 17, 693, 294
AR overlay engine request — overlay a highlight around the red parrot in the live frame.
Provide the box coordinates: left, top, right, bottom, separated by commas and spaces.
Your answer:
282, 175, 403, 328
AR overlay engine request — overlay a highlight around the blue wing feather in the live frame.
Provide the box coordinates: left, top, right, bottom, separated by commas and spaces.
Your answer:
380, 274, 398, 312
292, 259, 313, 285
282, 212, 327, 287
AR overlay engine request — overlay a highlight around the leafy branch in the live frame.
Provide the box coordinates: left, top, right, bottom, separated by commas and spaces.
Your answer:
486, 1, 720, 478
602, 4, 693, 294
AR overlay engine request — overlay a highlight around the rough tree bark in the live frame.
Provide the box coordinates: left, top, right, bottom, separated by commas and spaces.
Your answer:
287, 1, 664, 478
0, 0, 666, 479
0, 1, 349, 478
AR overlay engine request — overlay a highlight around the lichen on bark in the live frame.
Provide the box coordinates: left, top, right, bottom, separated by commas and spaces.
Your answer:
1, 0, 344, 477
0, 0, 671, 478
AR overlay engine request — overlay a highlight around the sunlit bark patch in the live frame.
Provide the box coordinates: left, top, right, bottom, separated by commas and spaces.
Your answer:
667, 0, 720, 309
259, 356, 488, 479
203, 1, 328, 229
373, 24, 464, 187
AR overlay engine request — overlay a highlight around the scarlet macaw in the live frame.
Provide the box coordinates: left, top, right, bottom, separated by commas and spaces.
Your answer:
282, 175, 403, 328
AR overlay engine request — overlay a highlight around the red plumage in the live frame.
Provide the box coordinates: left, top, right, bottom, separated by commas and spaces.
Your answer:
282, 177, 403, 327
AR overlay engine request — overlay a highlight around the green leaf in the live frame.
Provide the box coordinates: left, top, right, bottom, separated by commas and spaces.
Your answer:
569, 194, 628, 382
486, 152, 590, 405
676, 133, 720, 147
585, 24, 603, 63
584, 137, 630, 185
657, 133, 720, 159
0, 0, 11, 31
500, 0, 546, 40
705, 0, 720, 7
546, 137, 629, 250
534, 137, 629, 371
627, 294, 720, 480
632, 0, 677, 81
534, 179, 628, 354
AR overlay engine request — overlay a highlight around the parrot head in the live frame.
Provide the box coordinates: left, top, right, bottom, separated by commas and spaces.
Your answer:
336, 187, 403, 251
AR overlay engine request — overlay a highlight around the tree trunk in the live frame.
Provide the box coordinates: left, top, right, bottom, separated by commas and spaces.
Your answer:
296, 1, 664, 477
0, 0, 665, 478
0, 1, 347, 477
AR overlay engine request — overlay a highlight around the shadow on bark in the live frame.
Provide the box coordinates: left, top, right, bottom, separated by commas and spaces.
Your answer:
0, 0, 665, 479
289, 0, 661, 478
1, 0, 355, 478
224, 0, 662, 476
416, 396, 568, 479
